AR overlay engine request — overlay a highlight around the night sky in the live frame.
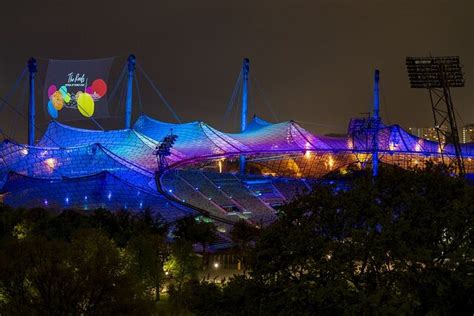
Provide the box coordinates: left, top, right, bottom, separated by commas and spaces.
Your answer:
1, 0, 473, 142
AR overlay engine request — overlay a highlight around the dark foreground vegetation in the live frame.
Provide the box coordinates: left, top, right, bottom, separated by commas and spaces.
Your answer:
0, 164, 473, 315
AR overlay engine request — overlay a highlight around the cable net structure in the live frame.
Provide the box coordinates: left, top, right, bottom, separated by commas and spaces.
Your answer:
1, 114, 473, 225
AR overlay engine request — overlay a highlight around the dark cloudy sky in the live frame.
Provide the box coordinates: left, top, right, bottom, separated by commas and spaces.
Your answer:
0, 0, 473, 142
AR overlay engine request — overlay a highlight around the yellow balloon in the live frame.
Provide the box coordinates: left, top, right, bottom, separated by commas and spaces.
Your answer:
51, 91, 64, 110
77, 93, 95, 117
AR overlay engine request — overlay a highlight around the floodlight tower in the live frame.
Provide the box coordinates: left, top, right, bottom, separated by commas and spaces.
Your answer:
27, 58, 37, 146
125, 54, 136, 129
239, 58, 250, 174
406, 56, 465, 176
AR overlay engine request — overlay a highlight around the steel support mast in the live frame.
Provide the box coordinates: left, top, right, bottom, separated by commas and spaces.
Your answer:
372, 70, 380, 178
239, 58, 250, 174
125, 54, 136, 129
28, 58, 37, 146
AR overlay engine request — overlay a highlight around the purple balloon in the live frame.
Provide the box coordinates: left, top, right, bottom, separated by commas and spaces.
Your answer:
85, 86, 94, 94
47, 85, 57, 98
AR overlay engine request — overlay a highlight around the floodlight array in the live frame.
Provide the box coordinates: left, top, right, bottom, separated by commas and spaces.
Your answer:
406, 56, 464, 88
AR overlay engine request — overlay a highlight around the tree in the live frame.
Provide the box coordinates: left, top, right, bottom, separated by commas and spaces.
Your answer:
174, 216, 217, 269
177, 280, 224, 315
245, 164, 474, 314
127, 233, 169, 301
0, 204, 23, 242
0, 229, 154, 314
33, 209, 93, 241
230, 219, 260, 271
165, 239, 200, 293
91, 208, 168, 247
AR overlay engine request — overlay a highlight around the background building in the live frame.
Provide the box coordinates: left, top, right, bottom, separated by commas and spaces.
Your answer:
462, 124, 474, 143
408, 126, 446, 143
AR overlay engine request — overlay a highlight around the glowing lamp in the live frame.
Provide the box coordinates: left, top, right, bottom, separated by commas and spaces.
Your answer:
44, 158, 57, 170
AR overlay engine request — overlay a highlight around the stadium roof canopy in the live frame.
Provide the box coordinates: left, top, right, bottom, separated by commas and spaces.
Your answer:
1, 114, 473, 222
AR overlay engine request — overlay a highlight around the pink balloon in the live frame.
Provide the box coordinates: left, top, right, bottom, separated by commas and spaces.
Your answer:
85, 86, 94, 94
47, 85, 57, 98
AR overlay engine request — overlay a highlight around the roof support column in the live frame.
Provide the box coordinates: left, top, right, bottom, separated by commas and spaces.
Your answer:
28, 58, 37, 146
240, 58, 250, 174
125, 54, 136, 129
372, 69, 380, 178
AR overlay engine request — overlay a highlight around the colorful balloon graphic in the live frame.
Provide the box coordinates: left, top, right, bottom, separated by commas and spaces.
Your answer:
47, 100, 58, 119
47, 77, 106, 119
91, 79, 107, 97
47, 85, 57, 98
51, 91, 64, 110
77, 93, 95, 118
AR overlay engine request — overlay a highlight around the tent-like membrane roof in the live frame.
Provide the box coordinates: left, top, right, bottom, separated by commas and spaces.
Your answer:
1, 114, 473, 222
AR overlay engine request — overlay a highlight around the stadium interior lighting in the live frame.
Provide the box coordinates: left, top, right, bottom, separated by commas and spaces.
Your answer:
44, 158, 57, 170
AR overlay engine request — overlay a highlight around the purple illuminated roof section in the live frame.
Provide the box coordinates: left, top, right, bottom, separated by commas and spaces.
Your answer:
2, 171, 193, 222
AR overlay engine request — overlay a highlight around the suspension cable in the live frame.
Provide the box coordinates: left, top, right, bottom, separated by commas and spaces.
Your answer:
10, 78, 28, 140
134, 71, 144, 114
0, 95, 63, 147
252, 70, 279, 122
224, 69, 242, 120
106, 64, 127, 117
136, 63, 181, 123
0, 67, 28, 113
117, 69, 127, 118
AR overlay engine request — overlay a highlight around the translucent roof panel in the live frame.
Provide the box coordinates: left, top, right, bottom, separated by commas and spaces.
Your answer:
244, 116, 273, 132
2, 171, 194, 222
36, 118, 474, 164
37, 121, 168, 170
134, 115, 250, 158
0, 140, 162, 196
226, 121, 316, 152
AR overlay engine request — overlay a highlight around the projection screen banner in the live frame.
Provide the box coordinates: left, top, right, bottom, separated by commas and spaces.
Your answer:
43, 58, 114, 121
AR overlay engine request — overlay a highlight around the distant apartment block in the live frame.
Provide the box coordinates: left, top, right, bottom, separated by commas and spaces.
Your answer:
462, 124, 474, 143
408, 126, 446, 143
